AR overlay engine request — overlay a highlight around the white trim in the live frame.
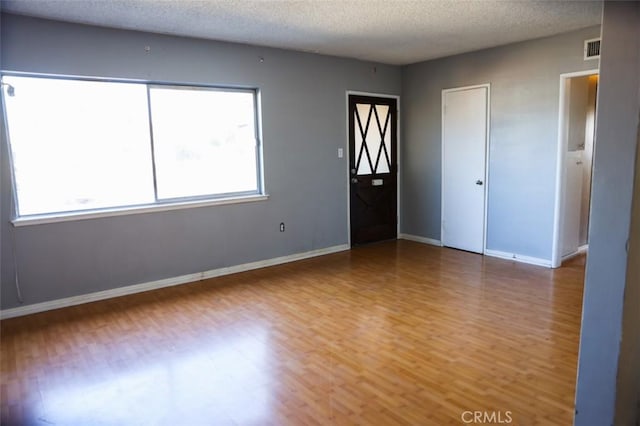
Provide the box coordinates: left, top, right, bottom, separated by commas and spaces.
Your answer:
442, 83, 491, 92
12, 194, 269, 227
0, 243, 350, 320
441, 83, 491, 254
551, 69, 598, 268
256, 89, 267, 195
345, 90, 401, 246
483, 87, 491, 254
398, 233, 442, 247
484, 249, 552, 268
561, 244, 589, 262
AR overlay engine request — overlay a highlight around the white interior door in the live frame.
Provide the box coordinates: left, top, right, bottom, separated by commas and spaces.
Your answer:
442, 86, 488, 254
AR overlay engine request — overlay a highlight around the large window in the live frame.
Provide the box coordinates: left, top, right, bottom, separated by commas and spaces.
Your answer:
2, 75, 262, 220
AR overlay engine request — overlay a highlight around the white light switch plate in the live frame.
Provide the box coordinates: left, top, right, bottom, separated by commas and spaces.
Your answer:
338, 148, 344, 158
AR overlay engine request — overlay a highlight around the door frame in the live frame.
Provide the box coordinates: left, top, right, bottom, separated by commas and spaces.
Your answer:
441, 83, 491, 254
345, 91, 400, 247
551, 69, 599, 268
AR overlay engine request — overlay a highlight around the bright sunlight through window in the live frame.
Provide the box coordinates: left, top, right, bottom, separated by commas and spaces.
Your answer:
2, 75, 262, 219
149, 86, 258, 200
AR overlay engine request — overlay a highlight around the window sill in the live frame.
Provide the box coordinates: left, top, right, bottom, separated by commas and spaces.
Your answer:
11, 194, 269, 227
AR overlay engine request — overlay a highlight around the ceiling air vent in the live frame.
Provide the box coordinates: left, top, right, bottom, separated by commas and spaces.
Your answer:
584, 38, 600, 60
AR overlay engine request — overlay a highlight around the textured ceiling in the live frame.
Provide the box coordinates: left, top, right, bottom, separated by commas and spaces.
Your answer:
0, 0, 602, 65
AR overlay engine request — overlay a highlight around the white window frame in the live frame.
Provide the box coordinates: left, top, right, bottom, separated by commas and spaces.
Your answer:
1, 72, 268, 227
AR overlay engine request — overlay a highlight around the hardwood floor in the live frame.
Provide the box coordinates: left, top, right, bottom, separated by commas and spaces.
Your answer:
0, 240, 585, 425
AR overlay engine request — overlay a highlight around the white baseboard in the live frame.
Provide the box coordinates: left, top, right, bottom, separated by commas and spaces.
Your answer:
399, 234, 551, 268
561, 244, 589, 262
484, 249, 552, 268
0, 244, 350, 320
398, 233, 442, 247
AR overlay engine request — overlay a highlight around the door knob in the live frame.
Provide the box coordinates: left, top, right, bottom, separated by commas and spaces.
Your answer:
476, 180, 483, 185
351, 177, 358, 183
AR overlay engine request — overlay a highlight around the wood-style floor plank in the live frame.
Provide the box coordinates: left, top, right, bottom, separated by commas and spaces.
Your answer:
0, 241, 585, 425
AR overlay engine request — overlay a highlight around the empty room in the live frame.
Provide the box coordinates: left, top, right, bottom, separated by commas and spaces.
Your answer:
1, 1, 638, 425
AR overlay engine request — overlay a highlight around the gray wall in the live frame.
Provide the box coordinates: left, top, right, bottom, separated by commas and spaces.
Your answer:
401, 26, 600, 260
574, 2, 640, 425
615, 119, 640, 426
0, 15, 3, 306
0, 14, 401, 310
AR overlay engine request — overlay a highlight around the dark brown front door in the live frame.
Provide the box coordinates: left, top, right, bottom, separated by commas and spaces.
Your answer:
349, 95, 397, 246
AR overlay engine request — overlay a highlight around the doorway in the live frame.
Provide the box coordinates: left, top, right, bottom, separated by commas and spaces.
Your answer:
441, 85, 490, 254
348, 94, 398, 246
552, 70, 598, 267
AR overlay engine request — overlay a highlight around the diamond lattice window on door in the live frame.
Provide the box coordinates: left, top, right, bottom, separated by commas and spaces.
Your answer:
354, 103, 392, 176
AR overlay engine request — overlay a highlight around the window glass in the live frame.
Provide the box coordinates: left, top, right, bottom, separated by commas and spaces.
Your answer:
148, 87, 258, 199
2, 75, 262, 219
3, 76, 154, 216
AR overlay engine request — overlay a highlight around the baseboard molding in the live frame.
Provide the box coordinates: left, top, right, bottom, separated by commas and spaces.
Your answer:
561, 244, 589, 262
398, 234, 550, 268
398, 233, 442, 247
0, 244, 350, 320
484, 249, 552, 268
